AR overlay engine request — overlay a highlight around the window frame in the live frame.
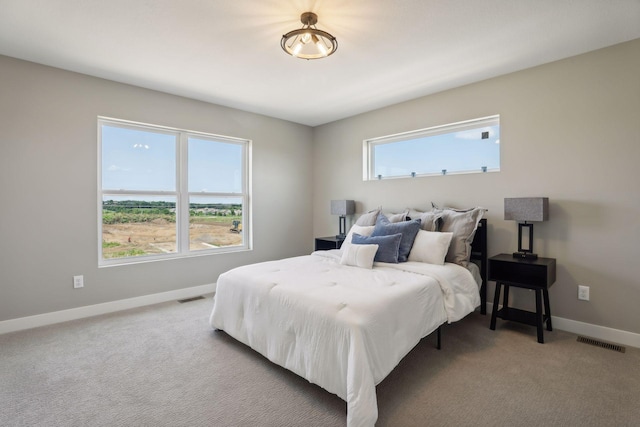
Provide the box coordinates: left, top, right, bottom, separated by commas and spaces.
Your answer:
363, 115, 500, 181
98, 117, 251, 267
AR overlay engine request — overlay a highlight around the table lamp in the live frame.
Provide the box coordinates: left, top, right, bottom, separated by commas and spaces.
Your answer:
331, 200, 355, 239
504, 197, 549, 259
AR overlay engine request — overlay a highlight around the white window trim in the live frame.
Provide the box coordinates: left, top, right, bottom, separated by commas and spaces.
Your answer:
98, 117, 252, 267
363, 115, 500, 181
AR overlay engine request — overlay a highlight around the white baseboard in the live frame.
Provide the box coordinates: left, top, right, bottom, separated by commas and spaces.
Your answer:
551, 316, 640, 349
0, 283, 216, 335
487, 302, 640, 349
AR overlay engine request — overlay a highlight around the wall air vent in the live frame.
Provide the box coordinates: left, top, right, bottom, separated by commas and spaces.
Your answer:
577, 336, 625, 353
177, 296, 205, 303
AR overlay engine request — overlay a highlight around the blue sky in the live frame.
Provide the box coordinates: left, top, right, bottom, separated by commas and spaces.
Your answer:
374, 125, 500, 178
102, 121, 496, 200
101, 125, 243, 197
188, 137, 242, 193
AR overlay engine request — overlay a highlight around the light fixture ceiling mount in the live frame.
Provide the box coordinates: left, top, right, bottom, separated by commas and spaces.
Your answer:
281, 12, 338, 60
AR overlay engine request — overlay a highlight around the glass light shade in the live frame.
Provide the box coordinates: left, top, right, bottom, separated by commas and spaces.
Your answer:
281, 13, 337, 60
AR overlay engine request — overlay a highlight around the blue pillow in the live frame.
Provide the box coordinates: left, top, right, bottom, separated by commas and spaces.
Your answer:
352, 232, 402, 264
371, 214, 421, 262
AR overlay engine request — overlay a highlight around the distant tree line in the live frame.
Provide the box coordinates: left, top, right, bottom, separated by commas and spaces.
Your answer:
102, 200, 241, 224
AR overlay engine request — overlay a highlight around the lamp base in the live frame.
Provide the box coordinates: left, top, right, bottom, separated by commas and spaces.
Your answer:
513, 251, 538, 260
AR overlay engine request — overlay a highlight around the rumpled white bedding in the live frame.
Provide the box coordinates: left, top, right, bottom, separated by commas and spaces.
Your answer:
209, 250, 480, 427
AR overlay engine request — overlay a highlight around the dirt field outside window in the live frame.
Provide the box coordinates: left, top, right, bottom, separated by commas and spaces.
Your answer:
102, 217, 242, 259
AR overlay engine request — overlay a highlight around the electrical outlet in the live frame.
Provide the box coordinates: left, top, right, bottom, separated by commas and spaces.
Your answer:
73, 275, 84, 289
578, 285, 589, 301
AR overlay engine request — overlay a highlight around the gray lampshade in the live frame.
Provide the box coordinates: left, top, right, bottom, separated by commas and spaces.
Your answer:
504, 197, 549, 222
331, 200, 355, 216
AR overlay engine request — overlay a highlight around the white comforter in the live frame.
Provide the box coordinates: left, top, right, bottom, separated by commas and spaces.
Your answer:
209, 250, 480, 427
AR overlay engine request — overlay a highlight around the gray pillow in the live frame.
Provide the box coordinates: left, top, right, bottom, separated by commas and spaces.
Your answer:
408, 209, 443, 231
437, 207, 486, 266
383, 210, 409, 223
352, 232, 402, 263
370, 214, 421, 262
354, 209, 380, 226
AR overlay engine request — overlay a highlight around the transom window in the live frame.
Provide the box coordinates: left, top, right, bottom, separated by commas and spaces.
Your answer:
98, 117, 250, 265
364, 115, 500, 180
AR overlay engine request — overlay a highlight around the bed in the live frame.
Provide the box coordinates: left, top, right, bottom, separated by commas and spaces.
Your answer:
210, 210, 487, 427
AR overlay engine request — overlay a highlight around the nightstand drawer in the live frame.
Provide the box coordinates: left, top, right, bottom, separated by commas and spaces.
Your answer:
489, 254, 556, 288
315, 236, 344, 251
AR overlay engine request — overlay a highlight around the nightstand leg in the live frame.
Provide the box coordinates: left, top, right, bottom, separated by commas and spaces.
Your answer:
502, 284, 510, 309
535, 289, 544, 343
543, 289, 553, 331
490, 282, 502, 330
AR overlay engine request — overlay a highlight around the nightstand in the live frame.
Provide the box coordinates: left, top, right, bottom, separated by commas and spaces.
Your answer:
315, 236, 345, 251
489, 253, 557, 343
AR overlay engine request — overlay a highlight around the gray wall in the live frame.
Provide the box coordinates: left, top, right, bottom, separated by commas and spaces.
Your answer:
0, 56, 314, 321
2, 39, 639, 337
312, 39, 640, 335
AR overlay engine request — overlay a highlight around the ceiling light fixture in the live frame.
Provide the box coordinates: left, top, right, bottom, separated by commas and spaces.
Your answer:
281, 12, 337, 60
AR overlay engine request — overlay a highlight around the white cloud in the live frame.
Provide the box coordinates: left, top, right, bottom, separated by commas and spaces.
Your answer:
107, 164, 130, 172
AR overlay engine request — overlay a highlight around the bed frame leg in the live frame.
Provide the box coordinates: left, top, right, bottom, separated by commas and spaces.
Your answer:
436, 326, 442, 350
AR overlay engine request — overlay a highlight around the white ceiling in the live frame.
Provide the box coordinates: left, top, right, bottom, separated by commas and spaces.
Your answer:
1, 1, 639, 126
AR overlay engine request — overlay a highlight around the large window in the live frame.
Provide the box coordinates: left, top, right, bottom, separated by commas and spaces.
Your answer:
364, 115, 500, 180
98, 117, 250, 265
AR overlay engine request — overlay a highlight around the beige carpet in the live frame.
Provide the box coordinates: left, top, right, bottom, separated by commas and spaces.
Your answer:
1, 295, 639, 426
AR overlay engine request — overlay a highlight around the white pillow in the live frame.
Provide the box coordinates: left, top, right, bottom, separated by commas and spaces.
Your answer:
340, 244, 379, 269
341, 224, 375, 252
407, 230, 454, 265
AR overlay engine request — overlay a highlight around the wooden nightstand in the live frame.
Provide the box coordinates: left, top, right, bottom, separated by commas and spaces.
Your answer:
315, 236, 345, 251
489, 253, 557, 343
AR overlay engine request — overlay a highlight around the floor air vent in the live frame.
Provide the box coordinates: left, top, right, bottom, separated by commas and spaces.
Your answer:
177, 296, 205, 303
577, 336, 625, 353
